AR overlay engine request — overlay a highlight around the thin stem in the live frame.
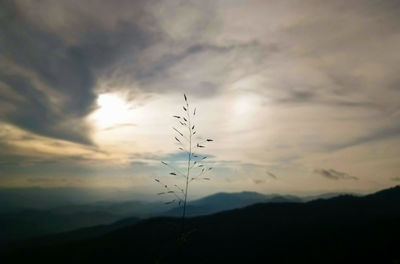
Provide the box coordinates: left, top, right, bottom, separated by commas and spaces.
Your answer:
181, 102, 192, 231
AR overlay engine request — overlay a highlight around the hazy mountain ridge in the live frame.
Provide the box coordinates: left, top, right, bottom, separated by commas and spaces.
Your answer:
2, 186, 399, 263
0, 209, 119, 243
162, 191, 302, 217
0, 190, 304, 242
0, 200, 167, 242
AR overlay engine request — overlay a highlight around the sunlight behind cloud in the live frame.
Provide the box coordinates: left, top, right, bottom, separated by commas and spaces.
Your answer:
2, 0, 400, 194
228, 92, 262, 131
232, 95, 256, 116
92, 93, 133, 128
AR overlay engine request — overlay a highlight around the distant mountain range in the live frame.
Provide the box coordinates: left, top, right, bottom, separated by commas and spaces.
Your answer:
162, 191, 302, 217
0, 200, 165, 242
0, 191, 306, 242
1, 185, 400, 263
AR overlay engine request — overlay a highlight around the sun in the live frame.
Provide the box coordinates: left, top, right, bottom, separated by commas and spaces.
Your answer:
232, 93, 259, 116
91, 93, 132, 128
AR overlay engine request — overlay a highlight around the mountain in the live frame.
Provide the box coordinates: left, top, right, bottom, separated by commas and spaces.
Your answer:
163, 191, 302, 217
302, 191, 359, 202
2, 185, 400, 263
0, 187, 154, 212
1, 216, 140, 252
0, 209, 118, 243
0, 200, 167, 243
50, 200, 167, 217
0, 191, 301, 242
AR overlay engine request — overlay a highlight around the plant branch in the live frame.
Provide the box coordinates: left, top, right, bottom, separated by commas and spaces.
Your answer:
161, 162, 186, 178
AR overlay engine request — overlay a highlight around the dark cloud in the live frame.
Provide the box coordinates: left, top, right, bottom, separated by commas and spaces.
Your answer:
0, 0, 150, 144
132, 41, 266, 98
0, 150, 28, 170
325, 124, 400, 151
135, 43, 234, 79
314, 169, 358, 181
266, 171, 277, 180
252, 179, 265, 185
252, 171, 277, 185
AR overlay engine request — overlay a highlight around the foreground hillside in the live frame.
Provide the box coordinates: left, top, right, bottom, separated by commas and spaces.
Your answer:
1, 186, 400, 263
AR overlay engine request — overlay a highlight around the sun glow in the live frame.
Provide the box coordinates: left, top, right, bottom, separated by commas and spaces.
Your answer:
91, 93, 133, 128
233, 97, 254, 115
231, 93, 260, 116
227, 92, 262, 131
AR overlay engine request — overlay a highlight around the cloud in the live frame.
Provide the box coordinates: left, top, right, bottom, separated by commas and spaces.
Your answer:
0, 0, 151, 144
3, 0, 400, 145
126, 40, 268, 99
252, 179, 265, 185
26, 177, 84, 185
253, 170, 277, 185
0, 123, 129, 171
103, 123, 136, 131
266, 171, 278, 180
314, 169, 358, 181
325, 124, 400, 152
391, 177, 400, 182
1, 0, 400, 193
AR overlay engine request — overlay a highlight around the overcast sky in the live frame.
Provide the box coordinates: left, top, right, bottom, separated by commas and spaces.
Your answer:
1, 0, 400, 198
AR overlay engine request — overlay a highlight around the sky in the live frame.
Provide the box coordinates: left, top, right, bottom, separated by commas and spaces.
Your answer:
1, 0, 400, 199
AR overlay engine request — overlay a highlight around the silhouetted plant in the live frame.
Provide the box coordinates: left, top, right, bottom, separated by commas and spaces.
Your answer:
155, 94, 213, 231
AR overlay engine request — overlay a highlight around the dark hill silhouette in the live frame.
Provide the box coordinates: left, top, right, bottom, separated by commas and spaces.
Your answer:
1, 186, 400, 263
